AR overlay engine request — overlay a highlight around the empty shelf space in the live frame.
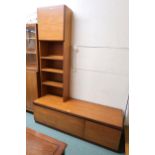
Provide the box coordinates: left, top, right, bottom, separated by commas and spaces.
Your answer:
41, 55, 63, 60
42, 81, 63, 88
41, 68, 63, 74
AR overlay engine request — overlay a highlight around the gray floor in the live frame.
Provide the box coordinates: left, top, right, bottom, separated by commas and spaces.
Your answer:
26, 112, 124, 155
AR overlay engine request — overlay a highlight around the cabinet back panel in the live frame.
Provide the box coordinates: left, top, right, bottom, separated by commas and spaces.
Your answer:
42, 72, 63, 83
41, 85, 63, 97
41, 59, 63, 69
40, 41, 63, 56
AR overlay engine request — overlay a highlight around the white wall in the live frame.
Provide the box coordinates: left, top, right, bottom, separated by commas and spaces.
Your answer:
26, 0, 129, 113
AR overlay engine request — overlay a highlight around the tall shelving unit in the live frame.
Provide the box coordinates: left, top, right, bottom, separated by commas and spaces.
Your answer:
26, 24, 40, 112
33, 5, 124, 151
37, 5, 72, 101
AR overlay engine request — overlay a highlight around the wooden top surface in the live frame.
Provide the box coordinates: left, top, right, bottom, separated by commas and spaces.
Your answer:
34, 95, 124, 129
27, 128, 67, 155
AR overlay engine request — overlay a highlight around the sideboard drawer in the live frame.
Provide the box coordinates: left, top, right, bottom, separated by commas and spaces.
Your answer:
34, 105, 85, 137
84, 121, 122, 150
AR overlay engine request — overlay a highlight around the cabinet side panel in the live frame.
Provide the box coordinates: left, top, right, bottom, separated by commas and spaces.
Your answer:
63, 7, 72, 101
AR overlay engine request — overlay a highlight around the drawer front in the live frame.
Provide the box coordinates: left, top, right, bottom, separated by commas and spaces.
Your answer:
37, 6, 64, 41
34, 105, 85, 137
84, 121, 122, 151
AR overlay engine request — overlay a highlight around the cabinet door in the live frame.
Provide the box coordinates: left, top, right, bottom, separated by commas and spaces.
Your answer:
84, 121, 122, 151
26, 71, 38, 111
34, 106, 85, 138
37, 6, 64, 41
26, 26, 36, 51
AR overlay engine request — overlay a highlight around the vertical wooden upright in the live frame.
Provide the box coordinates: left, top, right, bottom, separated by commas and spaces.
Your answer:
37, 5, 72, 101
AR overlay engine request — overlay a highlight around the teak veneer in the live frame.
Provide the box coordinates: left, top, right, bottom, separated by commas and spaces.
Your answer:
42, 81, 63, 88
34, 95, 124, 151
38, 5, 72, 101
27, 128, 67, 155
41, 55, 64, 60
41, 68, 63, 74
34, 95, 123, 129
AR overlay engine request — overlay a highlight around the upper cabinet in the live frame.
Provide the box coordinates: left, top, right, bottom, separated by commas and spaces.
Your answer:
37, 5, 65, 41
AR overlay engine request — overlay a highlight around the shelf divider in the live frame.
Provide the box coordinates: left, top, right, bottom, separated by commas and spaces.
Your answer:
41, 55, 63, 60
41, 68, 63, 74
42, 81, 63, 88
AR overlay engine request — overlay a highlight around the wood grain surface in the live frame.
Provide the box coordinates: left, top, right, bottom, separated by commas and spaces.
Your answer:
26, 128, 67, 155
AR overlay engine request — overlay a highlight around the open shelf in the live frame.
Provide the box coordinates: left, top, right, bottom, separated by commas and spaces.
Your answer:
38, 6, 72, 101
26, 51, 36, 54
27, 38, 36, 40
41, 55, 63, 60
42, 72, 63, 83
39, 41, 63, 57
41, 68, 63, 74
26, 66, 37, 71
39, 41, 64, 98
41, 59, 63, 70
42, 81, 63, 88
41, 85, 63, 97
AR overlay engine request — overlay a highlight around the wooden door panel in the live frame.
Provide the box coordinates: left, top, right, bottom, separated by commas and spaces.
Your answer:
34, 105, 85, 137
37, 6, 64, 40
84, 121, 121, 150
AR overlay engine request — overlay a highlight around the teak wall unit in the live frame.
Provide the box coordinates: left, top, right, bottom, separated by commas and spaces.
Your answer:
26, 24, 40, 112
33, 5, 123, 152
37, 5, 72, 101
